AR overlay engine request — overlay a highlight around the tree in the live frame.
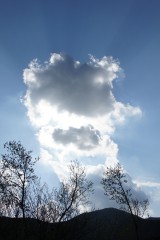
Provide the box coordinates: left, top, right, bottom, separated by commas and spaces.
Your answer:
101, 163, 149, 240
0, 142, 93, 222
0, 141, 38, 218
28, 160, 93, 223
56, 160, 93, 222
27, 179, 58, 222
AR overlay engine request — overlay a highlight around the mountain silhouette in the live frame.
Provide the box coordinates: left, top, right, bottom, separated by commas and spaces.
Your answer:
0, 208, 160, 240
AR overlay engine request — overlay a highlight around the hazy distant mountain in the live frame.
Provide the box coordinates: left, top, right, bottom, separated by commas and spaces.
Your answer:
0, 208, 160, 240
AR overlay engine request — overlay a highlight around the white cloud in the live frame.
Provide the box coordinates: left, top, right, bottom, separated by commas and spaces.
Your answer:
86, 165, 149, 211
23, 53, 144, 211
23, 53, 141, 157
23, 54, 118, 118
133, 179, 160, 216
134, 180, 160, 188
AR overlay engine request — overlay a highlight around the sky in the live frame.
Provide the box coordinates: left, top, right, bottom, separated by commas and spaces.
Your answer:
1, 0, 160, 216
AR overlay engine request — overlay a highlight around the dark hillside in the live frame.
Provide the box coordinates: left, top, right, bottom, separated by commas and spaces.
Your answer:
0, 208, 160, 240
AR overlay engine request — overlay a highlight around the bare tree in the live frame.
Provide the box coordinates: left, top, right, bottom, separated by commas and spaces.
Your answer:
56, 160, 93, 222
28, 160, 93, 223
0, 141, 38, 218
0, 143, 93, 223
101, 163, 149, 240
130, 198, 149, 218
27, 179, 58, 222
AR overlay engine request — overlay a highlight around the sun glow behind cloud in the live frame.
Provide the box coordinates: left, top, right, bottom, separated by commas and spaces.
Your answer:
23, 53, 144, 209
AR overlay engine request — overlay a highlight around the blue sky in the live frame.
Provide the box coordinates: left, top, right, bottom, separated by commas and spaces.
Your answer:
1, 0, 160, 216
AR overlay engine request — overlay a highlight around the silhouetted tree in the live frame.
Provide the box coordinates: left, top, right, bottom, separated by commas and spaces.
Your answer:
27, 179, 58, 222
28, 160, 93, 222
0, 142, 93, 222
101, 163, 149, 240
56, 160, 93, 222
0, 141, 38, 218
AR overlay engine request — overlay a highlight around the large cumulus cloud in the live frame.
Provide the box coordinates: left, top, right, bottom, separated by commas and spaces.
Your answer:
23, 53, 141, 157
23, 53, 144, 211
24, 54, 118, 117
